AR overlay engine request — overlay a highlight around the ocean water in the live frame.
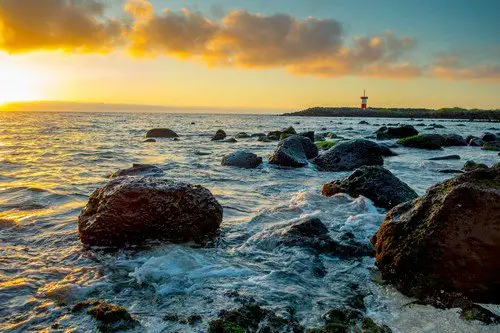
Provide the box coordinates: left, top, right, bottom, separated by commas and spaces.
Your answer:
0, 112, 498, 332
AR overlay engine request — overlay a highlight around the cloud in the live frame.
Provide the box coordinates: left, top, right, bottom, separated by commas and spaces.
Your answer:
0, 0, 124, 53
431, 53, 500, 82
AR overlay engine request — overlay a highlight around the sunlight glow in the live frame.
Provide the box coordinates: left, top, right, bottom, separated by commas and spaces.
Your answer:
0, 64, 44, 105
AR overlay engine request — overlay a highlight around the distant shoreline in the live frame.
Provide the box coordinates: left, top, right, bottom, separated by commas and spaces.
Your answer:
283, 107, 500, 120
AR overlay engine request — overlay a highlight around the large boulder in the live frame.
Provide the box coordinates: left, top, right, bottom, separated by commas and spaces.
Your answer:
78, 177, 223, 247
211, 129, 227, 141
441, 134, 466, 146
107, 164, 164, 178
146, 128, 178, 138
313, 139, 384, 171
376, 125, 418, 140
322, 166, 417, 209
397, 134, 443, 150
300, 131, 315, 142
221, 151, 262, 169
371, 164, 500, 303
482, 132, 498, 142
268, 135, 318, 167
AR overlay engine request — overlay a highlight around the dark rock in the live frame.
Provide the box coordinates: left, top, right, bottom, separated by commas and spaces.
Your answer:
313, 139, 384, 171
371, 164, 500, 303
300, 131, 315, 142
72, 300, 139, 332
146, 128, 179, 138
463, 160, 488, 172
251, 133, 266, 138
379, 144, 398, 157
107, 164, 164, 179
326, 132, 338, 139
235, 132, 250, 139
459, 303, 500, 324
482, 141, 500, 151
257, 136, 271, 142
345, 127, 354, 130
468, 137, 484, 146
191, 122, 195, 125
222, 138, 238, 143
441, 134, 466, 146
359, 121, 370, 125
414, 123, 426, 127
397, 134, 444, 150
456, 124, 466, 127
267, 131, 282, 141
438, 169, 464, 174
314, 133, 326, 141
377, 125, 418, 140
482, 132, 497, 142
428, 155, 461, 161
211, 129, 227, 141
143, 138, 156, 143
78, 177, 223, 247
268, 135, 318, 167
221, 151, 262, 169
316, 141, 336, 150
281, 126, 297, 135
429, 123, 445, 129
309, 308, 391, 333
322, 166, 418, 209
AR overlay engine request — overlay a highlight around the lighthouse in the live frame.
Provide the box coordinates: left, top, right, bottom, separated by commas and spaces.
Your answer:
361, 90, 368, 109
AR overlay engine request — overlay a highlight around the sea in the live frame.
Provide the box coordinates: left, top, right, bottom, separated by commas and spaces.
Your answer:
0, 112, 498, 332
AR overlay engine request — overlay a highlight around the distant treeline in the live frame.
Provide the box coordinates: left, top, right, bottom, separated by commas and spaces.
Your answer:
283, 107, 500, 120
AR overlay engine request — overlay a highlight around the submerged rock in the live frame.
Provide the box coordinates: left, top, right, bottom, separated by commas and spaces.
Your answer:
72, 300, 139, 332
222, 138, 238, 143
441, 134, 466, 146
482, 132, 498, 142
212, 129, 227, 141
376, 125, 418, 140
107, 164, 164, 178
143, 138, 156, 143
397, 134, 443, 150
428, 155, 461, 161
221, 151, 262, 169
371, 164, 500, 303
78, 177, 223, 247
378, 144, 398, 157
463, 160, 488, 172
235, 132, 250, 139
146, 128, 178, 138
322, 166, 418, 209
313, 139, 384, 171
467, 136, 484, 146
482, 141, 500, 151
269, 135, 318, 167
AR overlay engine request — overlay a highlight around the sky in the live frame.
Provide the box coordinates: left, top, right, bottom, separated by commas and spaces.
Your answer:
0, 0, 499, 111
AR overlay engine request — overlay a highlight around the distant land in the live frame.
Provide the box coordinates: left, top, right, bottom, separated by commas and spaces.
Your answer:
283, 107, 500, 120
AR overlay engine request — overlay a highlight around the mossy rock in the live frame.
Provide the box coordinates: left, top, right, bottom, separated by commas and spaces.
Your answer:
459, 304, 500, 324
316, 141, 336, 150
306, 308, 391, 333
280, 133, 294, 140
72, 300, 139, 332
397, 134, 443, 150
482, 141, 500, 151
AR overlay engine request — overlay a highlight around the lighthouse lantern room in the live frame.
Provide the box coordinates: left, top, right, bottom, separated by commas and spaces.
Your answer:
361, 90, 368, 109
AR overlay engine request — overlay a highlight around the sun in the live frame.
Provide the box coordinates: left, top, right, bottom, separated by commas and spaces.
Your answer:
0, 64, 44, 105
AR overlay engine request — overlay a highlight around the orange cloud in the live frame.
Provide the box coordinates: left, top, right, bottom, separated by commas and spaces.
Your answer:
431, 54, 500, 82
0, 0, 124, 53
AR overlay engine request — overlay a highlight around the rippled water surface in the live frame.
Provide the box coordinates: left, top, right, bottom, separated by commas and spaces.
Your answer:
0, 112, 498, 332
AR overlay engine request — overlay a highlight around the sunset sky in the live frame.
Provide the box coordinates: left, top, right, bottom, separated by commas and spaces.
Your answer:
0, 0, 499, 111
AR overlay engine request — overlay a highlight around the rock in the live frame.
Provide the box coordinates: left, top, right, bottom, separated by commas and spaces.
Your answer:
429, 123, 445, 129
72, 300, 139, 332
279, 132, 293, 140
191, 122, 195, 125
251, 133, 266, 138
441, 134, 466, 146
211, 129, 227, 141
107, 164, 164, 179
235, 132, 250, 139
377, 125, 418, 140
459, 303, 500, 324
300, 131, 315, 142
371, 164, 500, 303
268, 135, 318, 167
314, 133, 326, 141
463, 160, 488, 172
345, 127, 354, 130
397, 134, 443, 150
208, 303, 303, 333
456, 124, 466, 127
222, 138, 238, 143
482, 141, 500, 151
379, 144, 398, 157
322, 166, 418, 209
310, 308, 391, 333
257, 136, 271, 142
221, 151, 262, 169
143, 138, 156, 143
428, 155, 461, 161
326, 132, 338, 139
313, 139, 384, 172
359, 120, 370, 125
316, 141, 336, 150
281, 126, 297, 135
482, 132, 497, 142
468, 137, 484, 146
438, 169, 464, 174
267, 131, 282, 141
78, 177, 223, 247
145, 128, 179, 138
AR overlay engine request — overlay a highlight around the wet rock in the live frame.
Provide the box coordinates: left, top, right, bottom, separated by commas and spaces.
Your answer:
463, 160, 488, 172
428, 155, 461, 161
72, 300, 139, 332
429, 123, 446, 129
438, 169, 464, 174
456, 124, 466, 127
300, 131, 315, 142
280, 218, 374, 257
257, 136, 271, 142
235, 132, 250, 139
376, 125, 418, 140
345, 127, 354, 130
208, 303, 303, 333
397, 134, 443, 150
414, 123, 426, 127
314, 133, 326, 141
459, 303, 500, 324
309, 308, 391, 333
269, 135, 318, 168
282, 127, 297, 135
143, 138, 156, 143
146, 128, 179, 138
326, 132, 338, 139
107, 164, 164, 179
482, 141, 500, 151
468, 137, 484, 146
359, 120, 370, 125
313, 139, 384, 172
221, 151, 262, 169
222, 138, 238, 143
322, 166, 418, 209
267, 131, 282, 141
378, 144, 398, 157
482, 132, 497, 142
212, 129, 227, 141
371, 164, 500, 303
78, 177, 223, 247
441, 134, 466, 146
316, 141, 336, 150
251, 133, 266, 138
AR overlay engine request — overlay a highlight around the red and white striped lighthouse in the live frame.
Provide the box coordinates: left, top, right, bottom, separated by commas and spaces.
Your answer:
361, 90, 368, 109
